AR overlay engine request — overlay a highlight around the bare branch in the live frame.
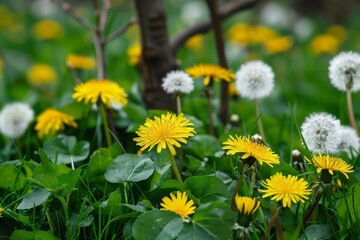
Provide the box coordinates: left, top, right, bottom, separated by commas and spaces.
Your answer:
99, 0, 111, 34
170, 0, 256, 53
104, 18, 138, 43
50, 0, 96, 31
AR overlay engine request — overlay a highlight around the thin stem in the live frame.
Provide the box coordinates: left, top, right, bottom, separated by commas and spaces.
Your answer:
176, 95, 182, 114
100, 104, 112, 147
273, 205, 284, 240
255, 100, 266, 142
248, 169, 256, 196
263, 206, 282, 240
302, 191, 322, 226
230, 165, 245, 210
346, 87, 358, 136
50, 0, 96, 31
58, 196, 71, 240
206, 87, 216, 136
169, 152, 183, 188
66, 65, 81, 84
104, 18, 137, 43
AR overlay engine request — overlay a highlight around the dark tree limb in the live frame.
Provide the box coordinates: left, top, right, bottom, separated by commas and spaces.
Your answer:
170, 0, 256, 54
205, 0, 230, 124
134, 0, 177, 111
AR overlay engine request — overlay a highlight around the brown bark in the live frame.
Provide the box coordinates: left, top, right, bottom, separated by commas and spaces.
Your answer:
134, 0, 177, 111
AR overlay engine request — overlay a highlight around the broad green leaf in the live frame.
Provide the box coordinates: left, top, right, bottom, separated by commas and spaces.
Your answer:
44, 135, 90, 164
57, 168, 81, 196
105, 154, 154, 183
132, 210, 184, 240
86, 148, 113, 183
190, 202, 235, 240
100, 188, 123, 216
132, 202, 235, 240
0, 162, 26, 191
17, 187, 51, 210
184, 176, 230, 201
299, 224, 331, 240
32, 149, 71, 191
184, 134, 222, 159
10, 230, 59, 240
147, 149, 171, 174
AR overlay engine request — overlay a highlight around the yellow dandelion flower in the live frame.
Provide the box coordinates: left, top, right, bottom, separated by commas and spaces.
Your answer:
235, 196, 260, 216
223, 135, 280, 167
35, 108, 78, 138
66, 54, 95, 70
127, 43, 141, 66
160, 191, 196, 218
259, 172, 312, 208
186, 64, 235, 86
226, 23, 253, 46
72, 79, 128, 107
310, 34, 340, 55
134, 112, 195, 155
251, 25, 278, 45
263, 36, 293, 55
32, 19, 62, 40
185, 34, 203, 51
327, 25, 346, 42
27, 64, 57, 86
305, 153, 354, 179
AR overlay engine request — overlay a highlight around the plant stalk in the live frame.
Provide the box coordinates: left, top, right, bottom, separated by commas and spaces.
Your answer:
263, 206, 282, 240
255, 100, 266, 142
230, 164, 245, 210
176, 94, 182, 114
169, 152, 184, 188
100, 104, 112, 147
346, 87, 358, 136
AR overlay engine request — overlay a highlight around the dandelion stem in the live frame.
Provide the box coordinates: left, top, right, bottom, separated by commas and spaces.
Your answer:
230, 164, 245, 210
255, 100, 266, 142
169, 153, 184, 188
100, 104, 112, 147
302, 190, 322, 226
176, 94, 182, 114
263, 206, 282, 240
346, 87, 358, 136
206, 87, 216, 136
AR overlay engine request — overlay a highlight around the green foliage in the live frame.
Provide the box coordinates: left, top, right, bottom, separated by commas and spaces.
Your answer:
105, 153, 155, 183
10, 230, 59, 240
43, 135, 90, 164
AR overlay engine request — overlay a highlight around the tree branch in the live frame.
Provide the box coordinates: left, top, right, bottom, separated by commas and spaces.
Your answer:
170, 0, 256, 53
104, 18, 138, 43
49, 0, 96, 31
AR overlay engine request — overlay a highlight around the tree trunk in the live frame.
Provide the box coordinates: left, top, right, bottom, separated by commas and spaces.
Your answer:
134, 0, 177, 111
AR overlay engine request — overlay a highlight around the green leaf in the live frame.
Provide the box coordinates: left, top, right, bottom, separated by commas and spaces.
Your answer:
10, 230, 59, 240
57, 168, 81, 196
100, 188, 123, 216
0, 162, 26, 191
184, 135, 222, 159
299, 224, 331, 240
17, 187, 51, 210
132, 210, 184, 240
58, 101, 87, 119
184, 176, 230, 201
86, 148, 113, 183
105, 154, 154, 183
132, 203, 235, 240
32, 149, 71, 191
44, 135, 90, 164
189, 202, 235, 240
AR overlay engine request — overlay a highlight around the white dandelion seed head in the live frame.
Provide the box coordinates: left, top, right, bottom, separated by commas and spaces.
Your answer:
162, 70, 194, 94
259, 1, 295, 29
329, 51, 360, 92
337, 125, 360, 158
0, 102, 34, 138
300, 112, 341, 153
235, 61, 275, 100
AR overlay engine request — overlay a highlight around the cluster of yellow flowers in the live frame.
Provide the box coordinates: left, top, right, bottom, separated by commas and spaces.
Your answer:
32, 19, 63, 40
227, 23, 293, 54
310, 25, 346, 55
